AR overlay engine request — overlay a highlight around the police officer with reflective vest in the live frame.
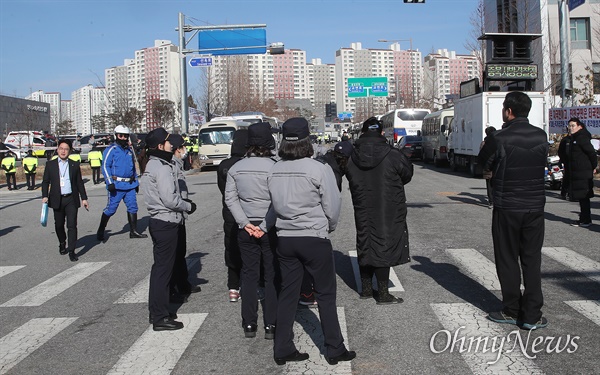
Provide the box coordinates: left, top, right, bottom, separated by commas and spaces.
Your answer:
96, 125, 148, 240
23, 150, 39, 190
1, 153, 17, 190
68, 152, 82, 163
88, 146, 103, 184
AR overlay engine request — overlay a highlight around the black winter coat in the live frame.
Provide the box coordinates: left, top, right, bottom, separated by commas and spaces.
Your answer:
316, 151, 344, 191
567, 128, 597, 200
478, 117, 548, 212
346, 132, 413, 267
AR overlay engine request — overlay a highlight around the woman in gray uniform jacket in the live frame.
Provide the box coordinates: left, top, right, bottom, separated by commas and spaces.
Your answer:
225, 122, 278, 340
140, 128, 196, 331
267, 118, 356, 366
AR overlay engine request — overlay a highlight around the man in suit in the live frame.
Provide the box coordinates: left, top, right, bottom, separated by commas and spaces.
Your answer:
42, 139, 89, 262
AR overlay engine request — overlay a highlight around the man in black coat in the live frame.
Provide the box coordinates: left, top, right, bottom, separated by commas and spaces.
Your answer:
478, 91, 548, 330
557, 129, 572, 199
42, 139, 89, 262
346, 117, 413, 305
566, 118, 598, 227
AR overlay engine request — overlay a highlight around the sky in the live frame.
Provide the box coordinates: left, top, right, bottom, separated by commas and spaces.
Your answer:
0, 0, 480, 101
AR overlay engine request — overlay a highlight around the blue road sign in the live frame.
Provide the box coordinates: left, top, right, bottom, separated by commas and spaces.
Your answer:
569, 0, 585, 11
189, 57, 213, 67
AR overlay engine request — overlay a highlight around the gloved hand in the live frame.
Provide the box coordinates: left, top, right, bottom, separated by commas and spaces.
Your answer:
135, 186, 139, 193
107, 183, 116, 193
187, 201, 197, 215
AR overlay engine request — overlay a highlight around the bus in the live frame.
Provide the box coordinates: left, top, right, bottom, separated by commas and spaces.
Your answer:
212, 112, 279, 129
380, 108, 430, 145
197, 119, 249, 169
421, 108, 454, 167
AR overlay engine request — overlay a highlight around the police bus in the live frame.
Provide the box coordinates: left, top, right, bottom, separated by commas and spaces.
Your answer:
421, 108, 454, 167
380, 108, 430, 145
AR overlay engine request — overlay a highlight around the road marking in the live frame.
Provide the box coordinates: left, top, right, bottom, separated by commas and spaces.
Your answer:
0, 266, 25, 279
114, 258, 200, 304
0, 262, 109, 307
0, 317, 78, 375
446, 249, 502, 290
349, 250, 404, 292
106, 313, 207, 375
283, 307, 351, 374
430, 303, 543, 374
542, 247, 600, 283
565, 300, 600, 326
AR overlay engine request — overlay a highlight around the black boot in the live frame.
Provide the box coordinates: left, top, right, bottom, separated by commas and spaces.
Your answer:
96, 213, 110, 241
128, 212, 148, 238
68, 250, 79, 262
359, 277, 373, 299
376, 281, 403, 305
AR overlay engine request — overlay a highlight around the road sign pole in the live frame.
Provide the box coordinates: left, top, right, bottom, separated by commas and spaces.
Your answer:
179, 12, 189, 134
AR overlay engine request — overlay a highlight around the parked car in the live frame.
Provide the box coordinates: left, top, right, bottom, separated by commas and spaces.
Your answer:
4, 143, 25, 160
78, 133, 111, 161
396, 135, 423, 160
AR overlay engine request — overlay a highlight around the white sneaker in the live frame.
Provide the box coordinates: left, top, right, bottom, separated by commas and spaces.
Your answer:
229, 289, 240, 302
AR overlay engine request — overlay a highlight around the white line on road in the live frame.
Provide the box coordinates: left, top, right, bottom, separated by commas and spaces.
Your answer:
446, 248, 501, 290
0, 266, 25, 279
114, 258, 200, 304
0, 262, 109, 307
106, 313, 207, 375
0, 317, 78, 375
284, 307, 351, 375
430, 303, 544, 374
564, 300, 600, 326
349, 250, 404, 292
542, 247, 600, 284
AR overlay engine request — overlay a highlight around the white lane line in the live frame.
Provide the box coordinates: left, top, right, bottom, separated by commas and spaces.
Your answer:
447, 248, 503, 291
283, 307, 351, 375
114, 258, 200, 304
0, 262, 109, 307
0, 317, 78, 375
0, 266, 25, 279
349, 250, 404, 292
430, 303, 544, 374
565, 300, 600, 326
542, 247, 600, 284
106, 313, 207, 375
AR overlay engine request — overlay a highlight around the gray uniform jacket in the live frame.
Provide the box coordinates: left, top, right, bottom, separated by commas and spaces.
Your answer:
225, 157, 276, 232
267, 157, 341, 239
172, 156, 189, 220
142, 155, 191, 224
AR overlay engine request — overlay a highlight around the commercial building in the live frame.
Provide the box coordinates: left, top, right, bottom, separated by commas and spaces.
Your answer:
25, 90, 62, 133
0, 94, 51, 135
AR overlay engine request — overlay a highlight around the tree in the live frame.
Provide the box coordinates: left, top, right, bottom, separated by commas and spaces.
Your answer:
151, 99, 176, 129
572, 66, 598, 105
106, 107, 145, 132
90, 114, 109, 133
56, 120, 75, 136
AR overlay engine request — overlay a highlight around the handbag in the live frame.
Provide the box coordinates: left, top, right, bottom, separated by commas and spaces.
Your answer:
40, 202, 48, 227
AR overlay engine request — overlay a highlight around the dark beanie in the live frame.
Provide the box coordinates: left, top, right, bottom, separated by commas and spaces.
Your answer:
248, 122, 275, 150
361, 117, 382, 133
282, 117, 310, 141
230, 128, 250, 157
146, 127, 170, 148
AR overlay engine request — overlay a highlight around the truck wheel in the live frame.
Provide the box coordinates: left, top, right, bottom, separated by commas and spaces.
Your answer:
434, 153, 442, 167
450, 154, 458, 172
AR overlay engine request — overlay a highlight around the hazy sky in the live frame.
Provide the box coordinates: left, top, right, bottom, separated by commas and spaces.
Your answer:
0, 0, 480, 100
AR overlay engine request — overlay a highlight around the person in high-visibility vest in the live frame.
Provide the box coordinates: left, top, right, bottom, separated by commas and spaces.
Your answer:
22, 150, 39, 190
88, 146, 103, 184
1, 154, 17, 190
68, 152, 82, 163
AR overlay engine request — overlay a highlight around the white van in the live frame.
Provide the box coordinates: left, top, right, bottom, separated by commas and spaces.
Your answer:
197, 119, 249, 169
4, 131, 47, 157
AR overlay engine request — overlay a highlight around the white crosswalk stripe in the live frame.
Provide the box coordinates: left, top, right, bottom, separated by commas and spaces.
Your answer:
0, 317, 78, 375
0, 262, 109, 307
542, 247, 600, 283
349, 250, 404, 292
564, 300, 600, 326
114, 258, 200, 304
283, 307, 351, 374
447, 248, 501, 290
0, 265, 25, 279
106, 313, 207, 375
430, 303, 544, 374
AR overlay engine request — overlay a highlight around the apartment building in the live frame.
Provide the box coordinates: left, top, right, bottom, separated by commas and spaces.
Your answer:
25, 90, 61, 133
71, 84, 107, 135
307, 59, 336, 119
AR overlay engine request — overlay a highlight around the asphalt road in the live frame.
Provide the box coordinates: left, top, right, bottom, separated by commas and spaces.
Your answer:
0, 161, 598, 375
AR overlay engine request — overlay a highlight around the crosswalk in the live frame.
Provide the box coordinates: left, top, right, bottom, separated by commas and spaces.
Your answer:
0, 246, 598, 374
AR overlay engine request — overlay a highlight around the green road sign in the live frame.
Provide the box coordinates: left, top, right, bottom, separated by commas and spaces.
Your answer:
348, 77, 389, 98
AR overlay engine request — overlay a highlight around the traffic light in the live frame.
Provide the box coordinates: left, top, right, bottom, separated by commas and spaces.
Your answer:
404, 0, 425, 2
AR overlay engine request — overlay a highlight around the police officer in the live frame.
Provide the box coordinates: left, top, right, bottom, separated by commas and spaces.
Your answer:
1, 153, 17, 190
23, 150, 39, 190
140, 128, 196, 331
88, 146, 103, 184
68, 152, 82, 163
96, 125, 147, 241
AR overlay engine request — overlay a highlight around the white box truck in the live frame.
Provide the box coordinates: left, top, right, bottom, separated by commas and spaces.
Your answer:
448, 91, 548, 176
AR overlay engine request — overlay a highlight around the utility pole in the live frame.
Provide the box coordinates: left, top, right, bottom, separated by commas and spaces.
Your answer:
178, 13, 190, 134
558, 0, 572, 107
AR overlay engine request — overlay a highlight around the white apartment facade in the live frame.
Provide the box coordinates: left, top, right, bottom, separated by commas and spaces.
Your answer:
71, 85, 107, 135
307, 59, 336, 119
25, 90, 61, 133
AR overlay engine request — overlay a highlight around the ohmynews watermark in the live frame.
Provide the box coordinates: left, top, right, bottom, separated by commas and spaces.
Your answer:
430, 326, 580, 364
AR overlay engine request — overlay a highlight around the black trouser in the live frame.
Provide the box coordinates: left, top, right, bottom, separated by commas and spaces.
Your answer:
53, 194, 78, 252
579, 197, 591, 223
92, 167, 101, 184
238, 228, 277, 327
224, 220, 242, 290
485, 179, 493, 204
274, 236, 346, 358
300, 268, 314, 298
5, 173, 16, 189
148, 218, 179, 323
170, 223, 191, 294
492, 209, 544, 325
25, 173, 36, 189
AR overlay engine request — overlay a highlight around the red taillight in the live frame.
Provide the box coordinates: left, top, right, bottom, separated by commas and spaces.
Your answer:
553, 166, 560, 172
405, 143, 412, 147
440, 146, 447, 153
394, 133, 398, 142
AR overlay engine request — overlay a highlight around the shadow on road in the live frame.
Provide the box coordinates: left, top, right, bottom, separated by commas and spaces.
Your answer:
0, 225, 20, 237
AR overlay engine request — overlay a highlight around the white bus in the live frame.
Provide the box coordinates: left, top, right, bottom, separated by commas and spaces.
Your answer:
197, 119, 249, 169
212, 112, 279, 129
380, 108, 430, 145
421, 108, 454, 167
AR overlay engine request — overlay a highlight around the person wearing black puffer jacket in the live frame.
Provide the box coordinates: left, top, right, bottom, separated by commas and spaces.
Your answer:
478, 91, 549, 331
566, 118, 598, 227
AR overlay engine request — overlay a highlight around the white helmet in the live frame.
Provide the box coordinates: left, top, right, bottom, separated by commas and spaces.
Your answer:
114, 125, 130, 135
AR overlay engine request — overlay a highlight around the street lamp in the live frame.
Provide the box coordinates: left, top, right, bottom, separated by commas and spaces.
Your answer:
378, 38, 416, 108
